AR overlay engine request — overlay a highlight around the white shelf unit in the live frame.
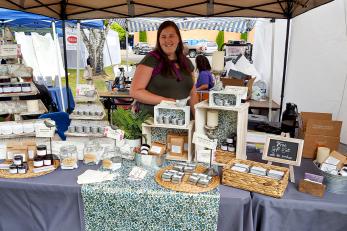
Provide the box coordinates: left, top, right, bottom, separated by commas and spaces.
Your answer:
142, 118, 195, 162
194, 100, 249, 165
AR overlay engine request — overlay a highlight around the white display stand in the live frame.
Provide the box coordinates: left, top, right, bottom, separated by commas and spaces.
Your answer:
194, 100, 249, 165
154, 104, 190, 128
142, 118, 194, 162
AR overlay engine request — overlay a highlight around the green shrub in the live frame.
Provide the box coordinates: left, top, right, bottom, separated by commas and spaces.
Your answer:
215, 31, 224, 51
139, 31, 147, 42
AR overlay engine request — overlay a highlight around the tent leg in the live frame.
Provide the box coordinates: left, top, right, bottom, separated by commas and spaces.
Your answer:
62, 20, 71, 113
279, 18, 291, 121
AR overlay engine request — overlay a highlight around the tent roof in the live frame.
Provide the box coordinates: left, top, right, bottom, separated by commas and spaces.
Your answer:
0, 0, 335, 20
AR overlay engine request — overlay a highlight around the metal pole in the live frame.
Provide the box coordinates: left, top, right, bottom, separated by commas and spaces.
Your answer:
125, 23, 129, 77
52, 21, 66, 112
76, 21, 81, 86
62, 20, 71, 113
279, 17, 291, 121
268, 19, 276, 122
61, 0, 71, 113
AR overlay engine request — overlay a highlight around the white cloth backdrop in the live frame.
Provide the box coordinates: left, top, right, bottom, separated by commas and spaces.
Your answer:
103, 30, 121, 67
15, 32, 65, 79
253, 0, 347, 144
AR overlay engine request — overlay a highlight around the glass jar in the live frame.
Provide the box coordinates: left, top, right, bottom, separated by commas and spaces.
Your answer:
102, 146, 122, 170
84, 141, 103, 165
60, 145, 78, 169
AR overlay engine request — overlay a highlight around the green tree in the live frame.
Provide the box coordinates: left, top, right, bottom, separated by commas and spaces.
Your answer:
139, 31, 147, 42
215, 31, 224, 51
110, 22, 126, 40
240, 32, 248, 41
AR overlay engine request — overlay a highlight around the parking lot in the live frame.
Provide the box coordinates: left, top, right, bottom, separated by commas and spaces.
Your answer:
121, 50, 213, 68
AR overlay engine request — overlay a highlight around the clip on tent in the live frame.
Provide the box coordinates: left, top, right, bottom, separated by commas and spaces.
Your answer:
0, 0, 335, 115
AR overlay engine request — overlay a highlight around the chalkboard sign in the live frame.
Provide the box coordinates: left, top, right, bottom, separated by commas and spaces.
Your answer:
262, 135, 304, 166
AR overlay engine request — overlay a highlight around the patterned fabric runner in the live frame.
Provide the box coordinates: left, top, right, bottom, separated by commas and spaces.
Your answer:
82, 160, 220, 231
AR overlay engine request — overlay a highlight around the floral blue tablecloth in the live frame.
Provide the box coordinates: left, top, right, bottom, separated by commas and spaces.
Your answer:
81, 161, 220, 231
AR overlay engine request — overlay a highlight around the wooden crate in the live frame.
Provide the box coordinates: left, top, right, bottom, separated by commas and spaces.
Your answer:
142, 118, 194, 162
154, 104, 190, 128
194, 100, 248, 165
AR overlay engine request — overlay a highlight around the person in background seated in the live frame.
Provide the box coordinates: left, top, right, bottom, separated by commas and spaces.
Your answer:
195, 55, 214, 91
130, 21, 198, 116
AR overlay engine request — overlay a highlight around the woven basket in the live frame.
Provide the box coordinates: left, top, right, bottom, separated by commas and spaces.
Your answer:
222, 159, 289, 198
215, 149, 236, 165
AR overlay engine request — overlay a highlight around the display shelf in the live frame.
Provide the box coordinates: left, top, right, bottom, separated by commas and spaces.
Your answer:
0, 82, 38, 97
65, 132, 104, 138
142, 118, 194, 162
0, 99, 47, 116
74, 94, 98, 103
69, 113, 105, 121
194, 100, 248, 164
0, 132, 35, 139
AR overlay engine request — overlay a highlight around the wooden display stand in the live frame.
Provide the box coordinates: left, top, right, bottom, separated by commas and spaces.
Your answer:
142, 118, 194, 162
194, 100, 248, 165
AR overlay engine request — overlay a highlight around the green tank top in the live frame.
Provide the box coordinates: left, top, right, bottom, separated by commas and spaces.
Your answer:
137, 54, 195, 115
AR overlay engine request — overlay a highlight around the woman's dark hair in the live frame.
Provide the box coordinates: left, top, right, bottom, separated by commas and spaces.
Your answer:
155, 21, 191, 78
195, 55, 211, 72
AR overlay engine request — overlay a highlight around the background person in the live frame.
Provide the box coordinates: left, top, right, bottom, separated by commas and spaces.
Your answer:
130, 21, 198, 116
195, 55, 214, 91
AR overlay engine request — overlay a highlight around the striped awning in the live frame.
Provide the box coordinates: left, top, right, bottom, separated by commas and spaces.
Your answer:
112, 17, 255, 33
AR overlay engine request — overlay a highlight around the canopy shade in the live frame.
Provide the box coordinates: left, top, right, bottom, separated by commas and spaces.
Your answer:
113, 17, 256, 33
0, 0, 334, 20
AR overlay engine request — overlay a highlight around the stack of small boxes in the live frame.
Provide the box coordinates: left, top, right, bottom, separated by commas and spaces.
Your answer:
161, 162, 214, 187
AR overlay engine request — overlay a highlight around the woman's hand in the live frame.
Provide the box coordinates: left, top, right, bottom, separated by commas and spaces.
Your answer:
189, 85, 199, 118
130, 64, 175, 104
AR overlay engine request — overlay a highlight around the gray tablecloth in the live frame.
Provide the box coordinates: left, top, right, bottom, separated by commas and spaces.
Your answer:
0, 162, 252, 231
252, 157, 347, 231
218, 185, 253, 231
0, 162, 99, 231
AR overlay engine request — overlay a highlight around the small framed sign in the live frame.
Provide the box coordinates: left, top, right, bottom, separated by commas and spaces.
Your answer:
262, 135, 304, 166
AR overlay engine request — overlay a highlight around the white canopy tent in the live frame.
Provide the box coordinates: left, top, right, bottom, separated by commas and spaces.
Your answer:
253, 0, 347, 144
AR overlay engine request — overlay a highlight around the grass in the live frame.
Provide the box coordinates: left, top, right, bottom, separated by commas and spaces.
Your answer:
60, 61, 136, 96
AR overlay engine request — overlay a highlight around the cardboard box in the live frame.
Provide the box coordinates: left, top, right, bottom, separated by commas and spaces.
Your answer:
302, 134, 340, 159
300, 112, 332, 132
330, 151, 347, 170
306, 120, 342, 137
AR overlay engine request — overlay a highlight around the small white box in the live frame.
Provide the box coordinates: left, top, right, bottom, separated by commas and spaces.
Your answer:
154, 103, 190, 128
209, 89, 244, 107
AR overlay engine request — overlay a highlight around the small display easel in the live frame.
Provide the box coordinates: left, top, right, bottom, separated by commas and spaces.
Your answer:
262, 133, 304, 183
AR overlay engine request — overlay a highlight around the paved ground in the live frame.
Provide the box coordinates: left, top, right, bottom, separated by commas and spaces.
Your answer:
120, 49, 213, 68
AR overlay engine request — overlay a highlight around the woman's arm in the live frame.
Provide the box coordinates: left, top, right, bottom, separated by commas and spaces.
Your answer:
196, 84, 209, 91
130, 64, 175, 104
189, 84, 199, 118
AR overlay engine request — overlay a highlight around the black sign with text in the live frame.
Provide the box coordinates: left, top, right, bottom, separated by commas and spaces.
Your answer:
267, 139, 299, 161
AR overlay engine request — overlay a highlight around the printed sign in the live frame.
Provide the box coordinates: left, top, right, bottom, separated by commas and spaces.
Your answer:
65, 28, 78, 50
262, 135, 304, 166
193, 132, 217, 150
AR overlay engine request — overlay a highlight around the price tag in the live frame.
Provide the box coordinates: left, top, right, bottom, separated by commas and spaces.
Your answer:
104, 126, 124, 141
35, 123, 55, 138
192, 132, 217, 150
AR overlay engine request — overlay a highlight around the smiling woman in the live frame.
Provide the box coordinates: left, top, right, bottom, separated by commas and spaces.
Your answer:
130, 21, 198, 117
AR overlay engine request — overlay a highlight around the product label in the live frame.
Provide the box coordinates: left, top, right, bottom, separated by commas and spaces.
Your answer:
171, 145, 182, 154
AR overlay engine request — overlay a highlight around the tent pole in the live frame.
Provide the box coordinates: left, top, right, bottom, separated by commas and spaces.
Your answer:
268, 18, 275, 122
125, 21, 129, 77
279, 17, 291, 121
76, 21, 80, 86
52, 21, 66, 112
61, 0, 71, 113
62, 19, 71, 113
